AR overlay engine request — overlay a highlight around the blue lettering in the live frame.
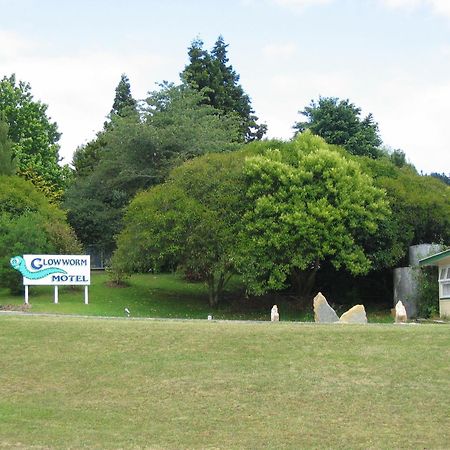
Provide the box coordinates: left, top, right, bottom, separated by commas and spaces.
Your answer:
51, 274, 88, 283
31, 258, 43, 270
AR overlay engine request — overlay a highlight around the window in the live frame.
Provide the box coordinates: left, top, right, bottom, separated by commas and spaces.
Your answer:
439, 265, 450, 299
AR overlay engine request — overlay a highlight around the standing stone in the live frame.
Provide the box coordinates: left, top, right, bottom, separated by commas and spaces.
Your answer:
313, 292, 339, 323
395, 300, 407, 323
339, 305, 367, 324
271, 305, 279, 322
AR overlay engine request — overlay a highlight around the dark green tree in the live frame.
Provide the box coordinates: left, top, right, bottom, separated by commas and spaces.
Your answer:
0, 74, 68, 194
430, 172, 450, 186
73, 74, 138, 178
294, 97, 382, 158
106, 74, 138, 126
111, 151, 248, 306
0, 119, 16, 175
71, 133, 108, 178
65, 83, 241, 253
181, 36, 267, 142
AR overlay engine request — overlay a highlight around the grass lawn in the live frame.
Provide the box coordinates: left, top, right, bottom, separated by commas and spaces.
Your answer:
0, 315, 448, 449
0, 272, 393, 322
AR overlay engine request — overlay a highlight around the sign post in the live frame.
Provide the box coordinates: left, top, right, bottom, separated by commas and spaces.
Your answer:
10, 254, 91, 305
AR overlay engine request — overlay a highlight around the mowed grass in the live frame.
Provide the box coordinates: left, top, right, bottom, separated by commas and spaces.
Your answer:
0, 316, 448, 449
0, 272, 392, 322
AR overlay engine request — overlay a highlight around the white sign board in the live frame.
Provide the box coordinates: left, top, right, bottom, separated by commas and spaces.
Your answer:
11, 254, 91, 286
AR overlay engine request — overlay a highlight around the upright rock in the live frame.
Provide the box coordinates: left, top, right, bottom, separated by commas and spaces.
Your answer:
339, 305, 367, 324
271, 305, 279, 322
313, 292, 339, 323
395, 300, 407, 323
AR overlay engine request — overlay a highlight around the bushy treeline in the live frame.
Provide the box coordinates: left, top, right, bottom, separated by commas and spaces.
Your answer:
0, 36, 448, 305
109, 132, 449, 306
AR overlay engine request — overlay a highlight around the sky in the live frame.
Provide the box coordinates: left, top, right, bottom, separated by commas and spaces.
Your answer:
1, 0, 450, 174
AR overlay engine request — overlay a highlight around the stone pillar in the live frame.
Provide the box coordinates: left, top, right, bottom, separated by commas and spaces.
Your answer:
393, 267, 419, 318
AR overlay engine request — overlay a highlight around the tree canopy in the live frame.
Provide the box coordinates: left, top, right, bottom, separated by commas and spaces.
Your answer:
106, 73, 138, 126
181, 36, 267, 142
294, 97, 382, 158
0, 119, 16, 176
65, 83, 241, 253
111, 132, 393, 303
0, 74, 69, 197
236, 132, 390, 298
111, 151, 248, 306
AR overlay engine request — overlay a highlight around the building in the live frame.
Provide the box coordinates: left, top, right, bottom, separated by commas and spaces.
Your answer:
419, 249, 450, 318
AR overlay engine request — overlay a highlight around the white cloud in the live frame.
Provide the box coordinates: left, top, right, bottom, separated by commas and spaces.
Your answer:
271, 0, 333, 11
248, 62, 450, 173
379, 0, 450, 18
379, 0, 421, 8
0, 35, 171, 164
429, 0, 450, 17
262, 42, 297, 59
0, 30, 36, 58
369, 74, 450, 173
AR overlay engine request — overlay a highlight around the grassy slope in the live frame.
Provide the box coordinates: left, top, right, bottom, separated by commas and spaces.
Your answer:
0, 315, 449, 449
0, 272, 391, 322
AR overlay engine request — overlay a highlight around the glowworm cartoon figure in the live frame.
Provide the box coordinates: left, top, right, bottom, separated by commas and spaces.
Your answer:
10, 256, 67, 280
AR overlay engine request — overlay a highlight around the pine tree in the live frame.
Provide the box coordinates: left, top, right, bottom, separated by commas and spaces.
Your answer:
109, 74, 137, 120
181, 36, 266, 142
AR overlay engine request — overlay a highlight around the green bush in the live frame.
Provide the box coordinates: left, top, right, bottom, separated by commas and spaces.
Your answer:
417, 267, 439, 318
0, 175, 81, 294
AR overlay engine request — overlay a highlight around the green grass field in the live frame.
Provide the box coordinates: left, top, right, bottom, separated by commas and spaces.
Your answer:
0, 272, 393, 322
0, 315, 448, 449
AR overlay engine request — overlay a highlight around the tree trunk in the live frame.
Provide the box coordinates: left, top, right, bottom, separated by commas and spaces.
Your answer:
291, 258, 320, 300
207, 274, 219, 308
207, 271, 232, 308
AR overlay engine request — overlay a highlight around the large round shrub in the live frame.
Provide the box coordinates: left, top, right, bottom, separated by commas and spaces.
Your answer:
0, 175, 81, 293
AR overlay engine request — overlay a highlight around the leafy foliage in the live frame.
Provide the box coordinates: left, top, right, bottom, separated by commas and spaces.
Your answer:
0, 175, 81, 293
65, 83, 241, 252
111, 151, 248, 306
113, 133, 393, 304
294, 97, 382, 158
181, 36, 267, 142
236, 132, 390, 298
110, 74, 137, 117
71, 133, 107, 178
361, 158, 450, 250
430, 172, 450, 186
416, 267, 439, 318
0, 119, 16, 175
0, 74, 69, 195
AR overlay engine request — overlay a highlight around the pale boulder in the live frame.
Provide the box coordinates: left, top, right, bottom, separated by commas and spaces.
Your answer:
271, 305, 279, 322
339, 305, 367, 324
395, 301, 407, 323
313, 292, 339, 323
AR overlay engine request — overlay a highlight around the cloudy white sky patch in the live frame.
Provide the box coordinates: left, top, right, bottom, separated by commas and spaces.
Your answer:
1, 0, 449, 173
272, 0, 333, 10
379, 0, 450, 17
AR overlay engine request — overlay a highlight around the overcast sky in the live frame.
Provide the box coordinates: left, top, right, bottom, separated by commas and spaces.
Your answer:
1, 0, 450, 174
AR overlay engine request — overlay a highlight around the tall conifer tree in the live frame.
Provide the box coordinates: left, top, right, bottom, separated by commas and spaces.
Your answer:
181, 36, 266, 142
110, 74, 137, 119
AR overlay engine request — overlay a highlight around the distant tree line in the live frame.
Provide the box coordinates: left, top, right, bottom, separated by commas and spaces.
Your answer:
0, 36, 448, 304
